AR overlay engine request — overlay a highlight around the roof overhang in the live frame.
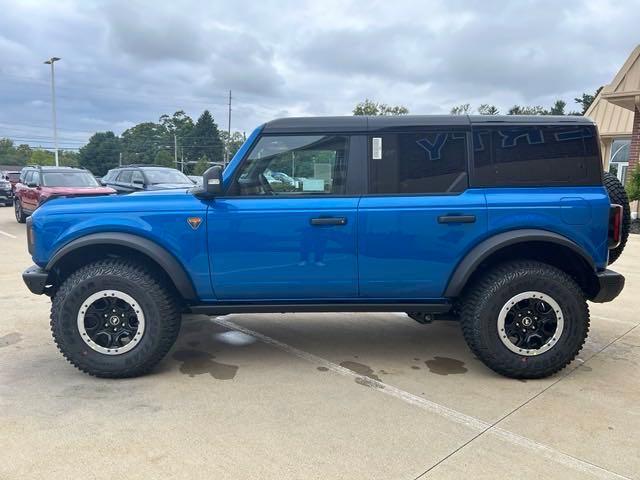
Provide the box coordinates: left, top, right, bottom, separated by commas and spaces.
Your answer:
601, 91, 640, 111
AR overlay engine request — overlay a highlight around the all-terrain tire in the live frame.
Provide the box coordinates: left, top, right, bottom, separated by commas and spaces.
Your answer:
460, 261, 589, 379
50, 259, 181, 378
603, 171, 630, 265
14, 199, 26, 223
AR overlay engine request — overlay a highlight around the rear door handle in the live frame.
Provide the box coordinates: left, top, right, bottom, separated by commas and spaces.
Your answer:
310, 217, 347, 226
438, 215, 476, 224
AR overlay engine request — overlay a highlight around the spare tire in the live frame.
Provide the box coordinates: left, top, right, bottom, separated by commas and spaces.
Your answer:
603, 172, 630, 265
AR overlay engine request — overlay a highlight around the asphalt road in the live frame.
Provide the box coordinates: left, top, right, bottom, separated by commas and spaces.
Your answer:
1, 205, 639, 479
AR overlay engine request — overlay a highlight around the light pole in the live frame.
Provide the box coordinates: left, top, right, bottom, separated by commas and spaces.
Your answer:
44, 57, 61, 166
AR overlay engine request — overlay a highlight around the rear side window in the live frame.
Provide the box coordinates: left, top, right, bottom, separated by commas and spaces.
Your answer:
471, 125, 601, 186
369, 131, 468, 194
117, 170, 132, 184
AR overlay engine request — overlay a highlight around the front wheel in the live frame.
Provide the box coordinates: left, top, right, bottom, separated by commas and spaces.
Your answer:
14, 199, 26, 223
50, 259, 181, 378
460, 261, 589, 379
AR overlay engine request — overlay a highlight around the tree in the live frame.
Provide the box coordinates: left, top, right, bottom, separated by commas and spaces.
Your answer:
220, 131, 246, 161
187, 110, 223, 163
30, 149, 55, 166
192, 155, 210, 176
154, 149, 174, 168
549, 100, 566, 115
575, 87, 603, 114
353, 99, 409, 116
121, 122, 168, 165
477, 104, 499, 115
508, 105, 547, 115
627, 165, 640, 203
450, 103, 472, 115
78, 132, 121, 176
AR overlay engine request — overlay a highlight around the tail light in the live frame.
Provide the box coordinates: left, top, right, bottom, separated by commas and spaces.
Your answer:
608, 204, 623, 249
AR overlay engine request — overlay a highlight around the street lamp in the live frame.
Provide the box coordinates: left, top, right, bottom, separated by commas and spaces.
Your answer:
44, 57, 61, 166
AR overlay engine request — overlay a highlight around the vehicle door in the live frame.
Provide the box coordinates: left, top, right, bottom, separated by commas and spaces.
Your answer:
131, 170, 145, 191
357, 126, 488, 299
114, 170, 133, 194
207, 133, 366, 300
22, 171, 38, 211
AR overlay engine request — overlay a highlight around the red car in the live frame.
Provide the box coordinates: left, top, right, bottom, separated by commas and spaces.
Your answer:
14, 166, 115, 223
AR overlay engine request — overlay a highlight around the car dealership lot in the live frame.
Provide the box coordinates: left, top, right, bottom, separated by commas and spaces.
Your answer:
0, 206, 639, 480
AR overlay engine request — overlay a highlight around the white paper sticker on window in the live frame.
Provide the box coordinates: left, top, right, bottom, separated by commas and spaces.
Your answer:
372, 137, 382, 160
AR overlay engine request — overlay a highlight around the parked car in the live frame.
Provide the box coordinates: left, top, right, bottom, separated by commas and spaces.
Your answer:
101, 165, 194, 193
0, 177, 13, 206
187, 175, 203, 185
22, 115, 628, 379
13, 166, 115, 223
2, 170, 21, 193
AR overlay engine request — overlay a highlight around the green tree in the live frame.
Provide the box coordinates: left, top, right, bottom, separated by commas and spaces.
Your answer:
78, 132, 121, 176
353, 99, 409, 116
121, 122, 168, 165
450, 103, 472, 115
627, 165, 640, 202
60, 150, 79, 167
477, 104, 499, 115
187, 110, 223, 163
575, 87, 603, 114
549, 100, 566, 115
221, 131, 246, 161
192, 155, 210, 175
31, 149, 55, 166
508, 105, 547, 115
154, 149, 174, 168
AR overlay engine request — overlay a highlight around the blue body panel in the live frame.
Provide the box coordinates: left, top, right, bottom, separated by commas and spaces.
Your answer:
207, 197, 359, 300
484, 187, 610, 270
358, 190, 488, 298
30, 189, 214, 300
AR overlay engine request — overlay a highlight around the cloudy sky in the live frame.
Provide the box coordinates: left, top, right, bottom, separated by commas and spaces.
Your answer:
0, 0, 638, 150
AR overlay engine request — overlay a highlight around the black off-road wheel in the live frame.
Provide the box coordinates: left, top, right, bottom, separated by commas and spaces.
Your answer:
50, 259, 181, 378
460, 261, 589, 379
14, 199, 26, 223
603, 172, 630, 265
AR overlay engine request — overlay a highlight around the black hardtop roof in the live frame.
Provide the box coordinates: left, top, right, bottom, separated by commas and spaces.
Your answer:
24, 165, 89, 172
262, 115, 595, 133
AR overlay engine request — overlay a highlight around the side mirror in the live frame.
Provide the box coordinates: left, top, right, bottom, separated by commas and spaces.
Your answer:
27, 182, 37, 188
200, 165, 223, 197
132, 179, 144, 189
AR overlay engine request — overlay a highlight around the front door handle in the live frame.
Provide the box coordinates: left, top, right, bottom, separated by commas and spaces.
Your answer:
438, 215, 476, 224
310, 217, 347, 226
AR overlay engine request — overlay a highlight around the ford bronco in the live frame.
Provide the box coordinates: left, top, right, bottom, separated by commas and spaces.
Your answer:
22, 115, 629, 379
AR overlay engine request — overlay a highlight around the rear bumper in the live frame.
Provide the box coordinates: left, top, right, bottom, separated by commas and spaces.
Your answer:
22, 265, 49, 295
591, 269, 625, 303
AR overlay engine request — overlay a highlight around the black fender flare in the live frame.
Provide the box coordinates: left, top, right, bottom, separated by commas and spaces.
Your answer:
47, 232, 197, 300
443, 229, 596, 298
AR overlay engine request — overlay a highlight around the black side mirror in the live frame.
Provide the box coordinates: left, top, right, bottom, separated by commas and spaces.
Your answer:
197, 165, 223, 198
132, 179, 144, 189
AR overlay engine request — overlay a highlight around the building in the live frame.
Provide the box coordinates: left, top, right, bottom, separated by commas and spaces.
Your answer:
586, 44, 640, 202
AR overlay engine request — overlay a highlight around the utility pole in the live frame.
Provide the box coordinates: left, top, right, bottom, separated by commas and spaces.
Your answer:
44, 57, 61, 166
119, 152, 122, 167
174, 134, 178, 170
226, 90, 232, 166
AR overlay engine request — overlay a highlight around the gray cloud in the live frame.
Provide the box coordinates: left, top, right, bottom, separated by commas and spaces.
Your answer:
0, 0, 638, 147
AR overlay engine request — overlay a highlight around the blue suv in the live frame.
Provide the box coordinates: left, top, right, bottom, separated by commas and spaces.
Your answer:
22, 115, 629, 379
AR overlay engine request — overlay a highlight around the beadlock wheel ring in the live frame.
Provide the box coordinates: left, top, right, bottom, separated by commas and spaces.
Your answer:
497, 291, 564, 356
77, 290, 146, 355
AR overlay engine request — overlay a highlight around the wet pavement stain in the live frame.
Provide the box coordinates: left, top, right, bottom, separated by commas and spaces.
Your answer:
172, 350, 238, 380
424, 356, 468, 375
0, 332, 22, 348
340, 360, 383, 388
580, 365, 593, 372
411, 365, 421, 370
316, 366, 329, 372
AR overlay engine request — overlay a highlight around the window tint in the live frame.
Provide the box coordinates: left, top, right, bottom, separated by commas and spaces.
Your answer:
117, 170, 132, 184
42, 172, 99, 187
235, 135, 349, 195
24, 171, 33, 185
369, 132, 468, 194
472, 125, 601, 186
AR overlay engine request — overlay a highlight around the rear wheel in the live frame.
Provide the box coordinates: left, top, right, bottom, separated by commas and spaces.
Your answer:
50, 259, 181, 378
460, 261, 589, 379
14, 199, 26, 223
603, 172, 630, 265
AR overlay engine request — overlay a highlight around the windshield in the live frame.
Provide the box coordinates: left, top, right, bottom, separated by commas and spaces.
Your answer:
42, 171, 100, 187
144, 169, 192, 185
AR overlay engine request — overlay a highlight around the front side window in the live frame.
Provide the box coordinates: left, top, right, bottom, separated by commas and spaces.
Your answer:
117, 170, 133, 184
42, 171, 99, 187
143, 169, 192, 185
234, 135, 349, 195
369, 132, 468, 194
